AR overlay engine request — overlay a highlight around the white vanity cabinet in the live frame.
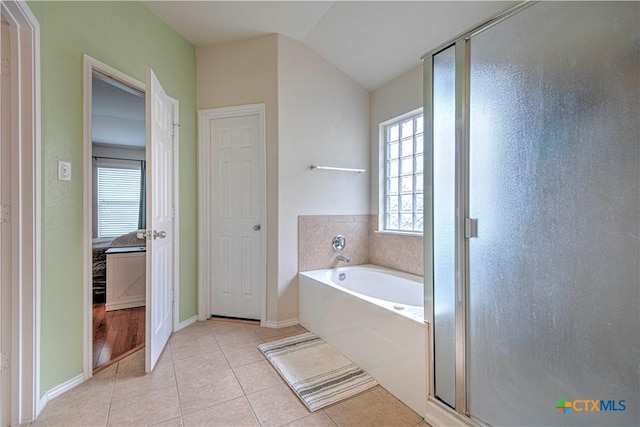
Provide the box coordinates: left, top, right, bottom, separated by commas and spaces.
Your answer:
105, 246, 146, 311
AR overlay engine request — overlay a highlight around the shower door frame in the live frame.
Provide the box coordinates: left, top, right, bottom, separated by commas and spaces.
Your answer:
423, 2, 535, 423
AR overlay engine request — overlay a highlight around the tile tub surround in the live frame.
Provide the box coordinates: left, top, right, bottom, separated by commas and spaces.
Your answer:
30, 319, 428, 427
298, 215, 370, 271
298, 214, 423, 276
369, 215, 424, 277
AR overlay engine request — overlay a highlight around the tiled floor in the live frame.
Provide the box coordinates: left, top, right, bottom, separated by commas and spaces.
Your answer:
31, 320, 429, 426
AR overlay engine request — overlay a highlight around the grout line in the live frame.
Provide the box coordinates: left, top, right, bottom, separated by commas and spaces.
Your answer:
286, 411, 318, 426
167, 342, 186, 425
324, 409, 341, 427
241, 395, 262, 427
104, 360, 120, 427
173, 327, 255, 418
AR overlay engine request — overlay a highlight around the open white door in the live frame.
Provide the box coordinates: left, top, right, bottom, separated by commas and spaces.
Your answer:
145, 69, 177, 372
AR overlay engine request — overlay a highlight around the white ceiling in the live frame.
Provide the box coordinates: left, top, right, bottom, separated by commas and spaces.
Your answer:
142, 1, 515, 91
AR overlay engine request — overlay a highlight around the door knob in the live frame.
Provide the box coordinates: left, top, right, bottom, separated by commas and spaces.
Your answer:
253, 224, 261, 231
137, 230, 151, 240
153, 230, 167, 239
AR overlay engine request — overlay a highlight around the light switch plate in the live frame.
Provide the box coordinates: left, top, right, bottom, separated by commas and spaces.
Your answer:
58, 161, 71, 181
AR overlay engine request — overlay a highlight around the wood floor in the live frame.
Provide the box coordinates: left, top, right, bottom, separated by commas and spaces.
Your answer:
92, 304, 145, 372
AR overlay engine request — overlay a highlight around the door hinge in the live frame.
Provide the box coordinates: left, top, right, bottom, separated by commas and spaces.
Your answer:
1, 352, 9, 371
465, 218, 478, 239
171, 123, 180, 138
172, 289, 175, 302
172, 207, 176, 220
1, 58, 9, 76
1, 205, 10, 223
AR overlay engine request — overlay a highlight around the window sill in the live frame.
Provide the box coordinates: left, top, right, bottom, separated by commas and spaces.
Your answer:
373, 229, 424, 237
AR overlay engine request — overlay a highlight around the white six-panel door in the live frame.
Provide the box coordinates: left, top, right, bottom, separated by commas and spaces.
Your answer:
202, 107, 265, 320
145, 69, 177, 372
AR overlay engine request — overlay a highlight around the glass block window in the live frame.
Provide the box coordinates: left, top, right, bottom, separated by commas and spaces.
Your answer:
384, 112, 424, 232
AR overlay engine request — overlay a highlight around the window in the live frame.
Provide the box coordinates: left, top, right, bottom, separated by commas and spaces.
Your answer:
383, 111, 424, 233
97, 166, 142, 238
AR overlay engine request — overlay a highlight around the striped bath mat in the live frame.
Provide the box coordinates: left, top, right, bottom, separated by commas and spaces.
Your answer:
258, 332, 378, 411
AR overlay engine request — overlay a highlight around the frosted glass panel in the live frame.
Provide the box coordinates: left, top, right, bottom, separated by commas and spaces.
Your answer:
432, 44, 456, 408
467, 2, 640, 426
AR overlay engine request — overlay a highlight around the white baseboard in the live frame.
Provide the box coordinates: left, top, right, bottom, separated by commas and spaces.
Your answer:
37, 373, 84, 415
176, 315, 198, 331
261, 317, 299, 329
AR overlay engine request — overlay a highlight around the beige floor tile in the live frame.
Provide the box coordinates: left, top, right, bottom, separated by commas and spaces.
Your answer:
288, 411, 337, 427
107, 385, 181, 426
208, 321, 246, 334
207, 320, 260, 338
157, 344, 175, 365
174, 351, 230, 387
54, 373, 115, 406
95, 362, 119, 379
233, 359, 284, 394
114, 348, 146, 378
260, 332, 307, 343
177, 367, 245, 415
182, 396, 259, 427
113, 361, 177, 401
255, 325, 308, 341
31, 400, 110, 427
413, 421, 432, 427
221, 342, 266, 368
324, 386, 422, 427
246, 383, 310, 426
171, 322, 213, 339
32, 320, 425, 427
215, 329, 263, 351
171, 334, 221, 361
152, 416, 184, 426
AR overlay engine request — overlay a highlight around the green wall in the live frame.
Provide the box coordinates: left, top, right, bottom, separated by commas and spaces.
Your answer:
28, 1, 198, 394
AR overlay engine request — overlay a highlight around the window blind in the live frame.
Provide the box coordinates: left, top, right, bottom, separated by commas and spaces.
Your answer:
97, 166, 142, 238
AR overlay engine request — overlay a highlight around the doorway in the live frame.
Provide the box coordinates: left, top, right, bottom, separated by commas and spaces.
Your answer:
199, 104, 266, 323
90, 71, 147, 371
83, 56, 179, 377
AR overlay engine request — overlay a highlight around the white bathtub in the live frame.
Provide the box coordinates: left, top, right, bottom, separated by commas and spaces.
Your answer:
299, 264, 429, 416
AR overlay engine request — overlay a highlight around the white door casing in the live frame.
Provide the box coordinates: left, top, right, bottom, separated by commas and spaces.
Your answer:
199, 105, 266, 322
0, 1, 40, 423
1, 19, 12, 427
145, 69, 176, 372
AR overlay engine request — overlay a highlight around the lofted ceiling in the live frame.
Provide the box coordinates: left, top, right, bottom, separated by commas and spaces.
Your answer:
92, 1, 515, 147
142, 1, 516, 91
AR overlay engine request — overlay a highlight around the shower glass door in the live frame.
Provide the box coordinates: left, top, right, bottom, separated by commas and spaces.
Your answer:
432, 44, 456, 409
429, 2, 639, 425
467, 2, 639, 425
